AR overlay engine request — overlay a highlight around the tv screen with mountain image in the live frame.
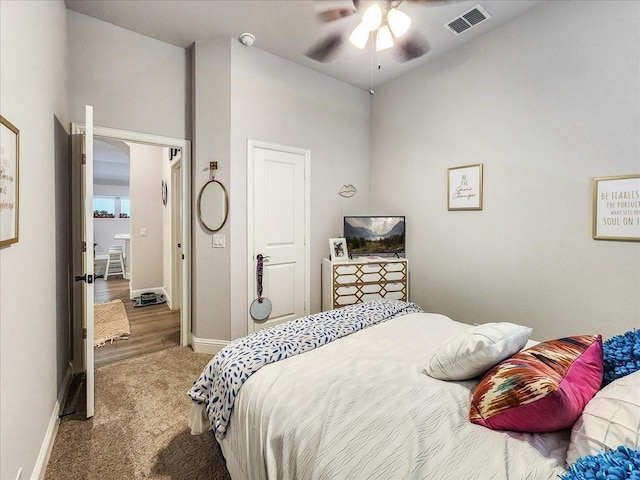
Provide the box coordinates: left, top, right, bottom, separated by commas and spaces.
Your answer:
343, 216, 405, 257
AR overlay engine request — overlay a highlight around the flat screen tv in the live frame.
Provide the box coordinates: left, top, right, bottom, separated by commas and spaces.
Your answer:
343, 216, 405, 258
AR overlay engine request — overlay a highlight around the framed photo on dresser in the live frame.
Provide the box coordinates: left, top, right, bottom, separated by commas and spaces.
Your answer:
329, 237, 349, 262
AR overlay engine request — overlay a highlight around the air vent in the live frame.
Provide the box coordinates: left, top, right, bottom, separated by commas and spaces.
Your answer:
445, 4, 491, 36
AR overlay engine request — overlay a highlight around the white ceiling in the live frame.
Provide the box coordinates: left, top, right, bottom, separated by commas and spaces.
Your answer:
64, 0, 541, 91
94, 138, 130, 186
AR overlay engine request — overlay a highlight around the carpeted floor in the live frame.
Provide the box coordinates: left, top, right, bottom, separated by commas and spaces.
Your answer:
45, 347, 231, 480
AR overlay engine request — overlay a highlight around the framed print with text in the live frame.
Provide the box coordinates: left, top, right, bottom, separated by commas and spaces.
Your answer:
592, 174, 640, 242
448, 163, 483, 211
0, 115, 19, 247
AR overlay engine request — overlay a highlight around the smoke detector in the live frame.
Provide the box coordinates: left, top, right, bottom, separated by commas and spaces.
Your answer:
239, 33, 256, 46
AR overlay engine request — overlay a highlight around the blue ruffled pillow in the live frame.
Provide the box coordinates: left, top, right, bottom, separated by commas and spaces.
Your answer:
602, 329, 640, 387
561, 446, 640, 480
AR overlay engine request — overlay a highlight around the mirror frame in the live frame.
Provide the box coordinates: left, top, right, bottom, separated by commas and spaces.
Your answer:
197, 179, 229, 232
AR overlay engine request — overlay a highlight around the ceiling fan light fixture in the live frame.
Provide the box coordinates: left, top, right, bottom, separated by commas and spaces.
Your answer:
362, 4, 383, 31
387, 8, 411, 38
349, 22, 370, 49
376, 25, 394, 51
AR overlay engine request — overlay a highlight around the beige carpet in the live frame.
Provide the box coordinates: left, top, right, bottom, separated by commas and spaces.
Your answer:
45, 347, 231, 480
94, 299, 131, 346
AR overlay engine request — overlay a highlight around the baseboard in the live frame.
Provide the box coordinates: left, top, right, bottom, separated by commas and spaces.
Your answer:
33, 364, 72, 480
191, 334, 229, 355
162, 285, 173, 310
129, 286, 164, 300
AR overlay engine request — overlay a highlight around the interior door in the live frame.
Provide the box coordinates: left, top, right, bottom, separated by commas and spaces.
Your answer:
171, 161, 182, 310
82, 105, 95, 418
248, 141, 310, 332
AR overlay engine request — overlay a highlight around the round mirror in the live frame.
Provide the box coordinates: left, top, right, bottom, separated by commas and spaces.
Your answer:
197, 179, 228, 232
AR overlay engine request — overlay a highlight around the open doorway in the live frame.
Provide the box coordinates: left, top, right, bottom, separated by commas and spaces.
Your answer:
70, 123, 191, 389
92, 138, 182, 367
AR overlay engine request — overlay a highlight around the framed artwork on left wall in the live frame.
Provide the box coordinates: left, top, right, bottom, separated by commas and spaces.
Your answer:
0, 115, 19, 247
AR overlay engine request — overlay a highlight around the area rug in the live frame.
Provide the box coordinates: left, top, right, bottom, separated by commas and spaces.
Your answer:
94, 299, 131, 346
44, 347, 230, 480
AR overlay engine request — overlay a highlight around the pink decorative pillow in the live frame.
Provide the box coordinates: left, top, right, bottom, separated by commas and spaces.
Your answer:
469, 335, 603, 432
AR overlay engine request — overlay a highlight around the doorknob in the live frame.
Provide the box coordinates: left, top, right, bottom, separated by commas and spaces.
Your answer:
75, 274, 94, 284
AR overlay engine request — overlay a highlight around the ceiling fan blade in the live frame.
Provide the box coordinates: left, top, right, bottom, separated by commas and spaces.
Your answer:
306, 33, 344, 62
316, 0, 358, 22
396, 33, 430, 62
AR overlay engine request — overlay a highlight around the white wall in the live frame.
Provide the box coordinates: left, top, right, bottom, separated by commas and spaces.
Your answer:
192, 39, 233, 340
192, 39, 371, 341
228, 43, 371, 339
94, 218, 131, 259
129, 142, 164, 293
67, 10, 190, 140
0, 1, 68, 479
371, 0, 640, 341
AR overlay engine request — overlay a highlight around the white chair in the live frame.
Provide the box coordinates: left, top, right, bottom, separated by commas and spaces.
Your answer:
104, 246, 125, 280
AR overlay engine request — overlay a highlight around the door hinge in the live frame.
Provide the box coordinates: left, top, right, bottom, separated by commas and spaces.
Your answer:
81, 153, 86, 165
82, 241, 86, 253
83, 328, 87, 339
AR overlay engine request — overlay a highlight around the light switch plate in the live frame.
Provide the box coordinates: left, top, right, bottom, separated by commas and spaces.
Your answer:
212, 234, 225, 248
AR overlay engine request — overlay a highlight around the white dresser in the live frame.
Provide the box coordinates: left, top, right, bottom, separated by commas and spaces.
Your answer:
321, 258, 408, 311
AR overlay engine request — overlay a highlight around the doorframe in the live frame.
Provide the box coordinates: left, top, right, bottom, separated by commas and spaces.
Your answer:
246, 139, 310, 334
71, 123, 192, 347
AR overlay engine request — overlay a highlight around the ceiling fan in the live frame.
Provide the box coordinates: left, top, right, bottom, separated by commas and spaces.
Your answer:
306, 0, 447, 63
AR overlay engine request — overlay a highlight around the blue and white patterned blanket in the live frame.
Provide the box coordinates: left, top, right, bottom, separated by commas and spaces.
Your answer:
188, 299, 423, 439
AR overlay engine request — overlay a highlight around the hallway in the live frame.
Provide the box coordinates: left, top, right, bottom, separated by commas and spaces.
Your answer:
94, 261, 180, 367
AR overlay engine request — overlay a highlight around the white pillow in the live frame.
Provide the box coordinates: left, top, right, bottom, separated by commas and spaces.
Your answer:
425, 322, 532, 381
566, 369, 640, 466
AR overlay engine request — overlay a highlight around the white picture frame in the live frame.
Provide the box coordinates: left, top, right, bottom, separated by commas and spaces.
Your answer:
329, 237, 349, 262
592, 174, 640, 242
448, 163, 483, 211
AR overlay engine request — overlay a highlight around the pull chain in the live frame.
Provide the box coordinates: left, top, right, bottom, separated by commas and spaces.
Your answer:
369, 37, 375, 95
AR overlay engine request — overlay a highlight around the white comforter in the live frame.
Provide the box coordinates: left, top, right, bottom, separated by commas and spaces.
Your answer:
219, 312, 569, 480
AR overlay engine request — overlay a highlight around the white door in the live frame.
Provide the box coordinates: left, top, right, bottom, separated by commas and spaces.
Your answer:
247, 140, 310, 332
171, 161, 182, 311
82, 105, 95, 418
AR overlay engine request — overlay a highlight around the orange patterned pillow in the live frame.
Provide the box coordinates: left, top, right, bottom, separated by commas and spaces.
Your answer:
469, 335, 603, 432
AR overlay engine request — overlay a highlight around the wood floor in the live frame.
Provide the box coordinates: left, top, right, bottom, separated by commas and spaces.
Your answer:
94, 263, 180, 368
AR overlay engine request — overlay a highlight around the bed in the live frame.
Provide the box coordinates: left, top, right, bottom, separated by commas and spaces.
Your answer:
188, 299, 640, 480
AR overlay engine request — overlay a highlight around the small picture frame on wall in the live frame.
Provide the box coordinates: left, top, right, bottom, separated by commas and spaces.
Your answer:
329, 237, 349, 262
592, 174, 640, 242
448, 163, 483, 211
0, 115, 20, 248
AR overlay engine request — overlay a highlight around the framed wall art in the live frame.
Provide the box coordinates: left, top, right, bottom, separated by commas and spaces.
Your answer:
0, 115, 19, 247
592, 174, 640, 242
329, 237, 349, 262
448, 163, 483, 211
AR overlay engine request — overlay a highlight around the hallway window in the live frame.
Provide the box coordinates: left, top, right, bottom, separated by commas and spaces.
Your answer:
93, 196, 130, 218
